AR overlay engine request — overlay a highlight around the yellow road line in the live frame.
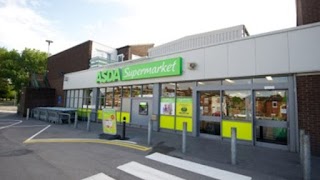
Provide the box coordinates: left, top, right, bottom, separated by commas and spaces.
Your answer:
24, 138, 152, 151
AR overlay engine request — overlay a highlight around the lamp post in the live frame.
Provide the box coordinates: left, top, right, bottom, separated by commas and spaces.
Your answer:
45, 40, 53, 55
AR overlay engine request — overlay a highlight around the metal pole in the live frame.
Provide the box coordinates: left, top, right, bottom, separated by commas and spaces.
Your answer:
122, 121, 126, 140
303, 134, 311, 180
300, 129, 305, 164
86, 113, 90, 131
148, 118, 152, 146
26, 108, 30, 120
74, 112, 78, 129
182, 122, 187, 153
231, 127, 237, 165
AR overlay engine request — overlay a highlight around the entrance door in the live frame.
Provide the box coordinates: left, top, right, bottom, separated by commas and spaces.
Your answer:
199, 91, 221, 138
254, 90, 288, 149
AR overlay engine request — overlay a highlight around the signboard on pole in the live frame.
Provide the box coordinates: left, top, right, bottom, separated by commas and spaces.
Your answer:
102, 108, 117, 135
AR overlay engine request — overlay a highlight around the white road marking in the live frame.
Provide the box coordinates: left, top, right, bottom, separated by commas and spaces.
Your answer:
10, 125, 48, 128
24, 125, 51, 142
146, 153, 252, 180
82, 172, 116, 180
0, 110, 17, 113
0, 120, 22, 130
111, 140, 137, 144
117, 161, 185, 180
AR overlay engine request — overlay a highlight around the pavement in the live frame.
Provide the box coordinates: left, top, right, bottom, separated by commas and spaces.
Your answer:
1, 103, 320, 180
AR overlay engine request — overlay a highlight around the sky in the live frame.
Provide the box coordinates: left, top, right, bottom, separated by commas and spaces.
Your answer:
0, 0, 296, 55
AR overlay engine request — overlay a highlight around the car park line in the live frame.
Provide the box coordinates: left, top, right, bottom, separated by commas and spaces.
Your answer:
0, 120, 22, 130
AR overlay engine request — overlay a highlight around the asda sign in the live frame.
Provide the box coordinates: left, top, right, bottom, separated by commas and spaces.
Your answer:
96, 57, 182, 83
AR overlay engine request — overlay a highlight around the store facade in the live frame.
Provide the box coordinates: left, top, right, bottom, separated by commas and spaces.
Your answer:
63, 23, 320, 154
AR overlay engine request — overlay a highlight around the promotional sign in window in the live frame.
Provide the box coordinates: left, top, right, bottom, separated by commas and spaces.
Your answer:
102, 108, 117, 135
176, 98, 193, 117
139, 102, 148, 115
160, 98, 175, 115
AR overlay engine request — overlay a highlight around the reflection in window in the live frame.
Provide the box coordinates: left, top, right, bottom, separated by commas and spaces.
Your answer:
83, 89, 93, 108
253, 76, 288, 84
143, 84, 153, 97
223, 78, 251, 85
98, 88, 106, 110
113, 87, 121, 109
162, 83, 176, 97
176, 82, 193, 97
105, 87, 113, 107
223, 91, 252, 120
132, 85, 141, 97
200, 121, 221, 135
200, 91, 221, 116
256, 126, 287, 145
197, 80, 221, 86
255, 90, 287, 121
122, 86, 131, 98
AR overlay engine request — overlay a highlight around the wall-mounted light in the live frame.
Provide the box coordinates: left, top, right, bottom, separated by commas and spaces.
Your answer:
266, 76, 273, 81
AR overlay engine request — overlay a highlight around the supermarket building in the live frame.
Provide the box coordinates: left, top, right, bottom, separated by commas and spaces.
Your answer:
62, 23, 320, 155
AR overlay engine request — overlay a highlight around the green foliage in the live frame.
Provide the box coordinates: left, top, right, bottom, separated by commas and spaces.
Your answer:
0, 47, 48, 100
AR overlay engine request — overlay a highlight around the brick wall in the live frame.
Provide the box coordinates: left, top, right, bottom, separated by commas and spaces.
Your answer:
296, 0, 320, 26
47, 41, 92, 106
18, 87, 55, 116
297, 75, 320, 156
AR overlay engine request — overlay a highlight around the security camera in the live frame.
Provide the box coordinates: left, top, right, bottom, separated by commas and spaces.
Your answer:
187, 62, 197, 70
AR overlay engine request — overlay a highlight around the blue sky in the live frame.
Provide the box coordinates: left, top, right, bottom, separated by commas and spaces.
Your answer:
0, 0, 296, 55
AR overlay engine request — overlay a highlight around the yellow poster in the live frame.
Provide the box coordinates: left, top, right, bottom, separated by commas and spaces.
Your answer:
176, 98, 192, 117
102, 108, 117, 135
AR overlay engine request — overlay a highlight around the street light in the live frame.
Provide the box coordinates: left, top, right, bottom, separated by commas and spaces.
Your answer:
45, 40, 53, 55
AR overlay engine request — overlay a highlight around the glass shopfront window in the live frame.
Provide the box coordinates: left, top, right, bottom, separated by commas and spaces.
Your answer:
253, 76, 288, 84
142, 84, 153, 97
176, 82, 193, 97
122, 86, 131, 98
132, 85, 142, 97
223, 78, 251, 85
162, 83, 176, 98
113, 86, 121, 110
255, 90, 287, 121
223, 90, 252, 120
200, 91, 221, 116
197, 80, 221, 86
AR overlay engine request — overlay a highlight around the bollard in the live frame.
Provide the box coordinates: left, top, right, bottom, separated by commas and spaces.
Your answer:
231, 127, 237, 165
303, 134, 311, 180
86, 113, 91, 131
182, 122, 187, 153
300, 129, 305, 164
122, 117, 127, 140
74, 112, 78, 129
148, 118, 152, 146
26, 108, 30, 120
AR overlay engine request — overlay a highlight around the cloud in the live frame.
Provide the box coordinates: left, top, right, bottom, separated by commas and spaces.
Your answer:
0, 0, 75, 54
84, 0, 296, 47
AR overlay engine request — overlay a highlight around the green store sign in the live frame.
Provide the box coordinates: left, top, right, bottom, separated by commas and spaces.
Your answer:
96, 57, 182, 83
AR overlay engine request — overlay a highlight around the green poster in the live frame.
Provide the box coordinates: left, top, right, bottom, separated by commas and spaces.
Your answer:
102, 108, 117, 135
176, 98, 193, 117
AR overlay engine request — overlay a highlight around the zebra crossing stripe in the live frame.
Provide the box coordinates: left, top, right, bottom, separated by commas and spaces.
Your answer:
146, 152, 252, 180
117, 161, 185, 180
82, 172, 115, 180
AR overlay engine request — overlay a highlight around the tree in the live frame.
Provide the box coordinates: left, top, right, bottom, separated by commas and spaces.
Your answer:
0, 47, 48, 101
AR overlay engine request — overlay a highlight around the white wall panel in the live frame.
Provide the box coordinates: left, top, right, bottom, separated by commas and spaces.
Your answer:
255, 33, 289, 75
204, 44, 228, 79
288, 26, 320, 73
228, 39, 255, 77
